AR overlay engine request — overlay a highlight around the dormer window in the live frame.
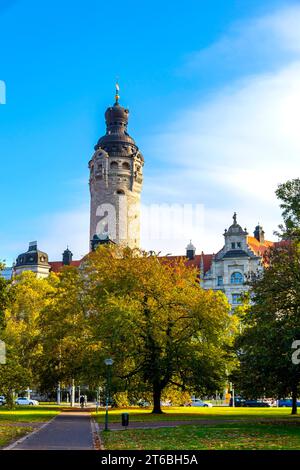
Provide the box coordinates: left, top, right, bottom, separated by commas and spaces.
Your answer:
231, 242, 236, 249
237, 242, 241, 248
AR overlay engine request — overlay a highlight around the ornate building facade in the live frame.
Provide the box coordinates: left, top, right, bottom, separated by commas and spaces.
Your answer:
164, 213, 274, 309
200, 213, 269, 307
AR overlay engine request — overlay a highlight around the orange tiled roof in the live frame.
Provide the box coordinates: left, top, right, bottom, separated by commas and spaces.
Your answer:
247, 236, 274, 256
49, 260, 82, 272
159, 254, 213, 274
49, 238, 285, 275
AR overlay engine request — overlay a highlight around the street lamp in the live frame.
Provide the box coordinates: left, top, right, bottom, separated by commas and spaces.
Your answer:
104, 358, 114, 431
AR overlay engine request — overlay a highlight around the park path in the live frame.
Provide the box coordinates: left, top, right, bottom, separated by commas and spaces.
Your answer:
8, 412, 95, 450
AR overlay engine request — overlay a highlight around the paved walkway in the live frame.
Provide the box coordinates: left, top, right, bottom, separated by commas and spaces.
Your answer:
9, 412, 95, 450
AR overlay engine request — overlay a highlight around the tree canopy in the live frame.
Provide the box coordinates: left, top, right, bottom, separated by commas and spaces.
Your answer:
82, 246, 236, 413
276, 178, 300, 240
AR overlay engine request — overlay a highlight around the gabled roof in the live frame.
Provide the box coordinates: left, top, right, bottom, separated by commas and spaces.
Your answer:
49, 260, 82, 273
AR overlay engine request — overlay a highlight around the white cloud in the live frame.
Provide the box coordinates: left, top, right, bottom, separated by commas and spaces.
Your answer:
141, 5, 300, 255
183, 5, 300, 76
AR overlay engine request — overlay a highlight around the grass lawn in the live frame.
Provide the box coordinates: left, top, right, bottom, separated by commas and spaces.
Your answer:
0, 406, 61, 448
93, 406, 300, 424
102, 421, 300, 450
0, 406, 60, 423
0, 424, 34, 448
97, 407, 300, 450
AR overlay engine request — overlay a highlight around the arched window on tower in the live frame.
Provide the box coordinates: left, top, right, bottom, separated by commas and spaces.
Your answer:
122, 162, 130, 170
230, 272, 244, 284
110, 161, 118, 170
95, 163, 102, 177
116, 189, 125, 195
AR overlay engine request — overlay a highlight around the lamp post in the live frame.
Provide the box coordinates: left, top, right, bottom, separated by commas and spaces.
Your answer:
104, 358, 114, 431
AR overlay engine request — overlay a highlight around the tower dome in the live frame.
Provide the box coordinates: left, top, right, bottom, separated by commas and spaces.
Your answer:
14, 241, 50, 278
94, 85, 139, 151
105, 102, 129, 127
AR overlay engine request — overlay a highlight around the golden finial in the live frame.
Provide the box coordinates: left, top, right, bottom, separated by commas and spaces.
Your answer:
115, 81, 120, 103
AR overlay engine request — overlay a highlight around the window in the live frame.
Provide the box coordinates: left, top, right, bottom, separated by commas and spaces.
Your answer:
122, 162, 130, 170
116, 189, 125, 195
110, 161, 118, 169
95, 164, 102, 176
237, 242, 241, 248
231, 242, 236, 249
231, 272, 243, 284
217, 276, 223, 286
232, 293, 242, 305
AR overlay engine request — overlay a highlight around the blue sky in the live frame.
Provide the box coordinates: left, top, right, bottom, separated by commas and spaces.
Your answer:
0, 0, 299, 263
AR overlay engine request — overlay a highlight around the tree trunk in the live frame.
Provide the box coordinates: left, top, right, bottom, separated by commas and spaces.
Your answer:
6, 389, 14, 409
152, 386, 163, 414
292, 385, 298, 415
71, 379, 75, 407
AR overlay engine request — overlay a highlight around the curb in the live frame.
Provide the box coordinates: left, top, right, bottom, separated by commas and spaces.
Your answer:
91, 417, 104, 450
3, 414, 60, 450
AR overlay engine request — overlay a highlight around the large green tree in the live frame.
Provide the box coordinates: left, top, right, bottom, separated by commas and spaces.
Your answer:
276, 178, 300, 240
38, 267, 102, 396
234, 178, 300, 413
2, 271, 55, 402
234, 243, 300, 413
83, 245, 236, 413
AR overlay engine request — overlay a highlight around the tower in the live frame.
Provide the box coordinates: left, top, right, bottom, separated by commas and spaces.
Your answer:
89, 85, 144, 250
253, 223, 265, 243
62, 247, 73, 265
186, 240, 196, 260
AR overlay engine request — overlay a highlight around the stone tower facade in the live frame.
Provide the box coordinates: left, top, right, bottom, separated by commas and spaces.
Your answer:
89, 87, 144, 250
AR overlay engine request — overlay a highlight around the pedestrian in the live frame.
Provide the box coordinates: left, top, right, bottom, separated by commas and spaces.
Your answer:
80, 395, 85, 409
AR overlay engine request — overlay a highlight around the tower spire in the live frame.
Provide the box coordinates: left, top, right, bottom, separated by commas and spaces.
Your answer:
115, 81, 120, 104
